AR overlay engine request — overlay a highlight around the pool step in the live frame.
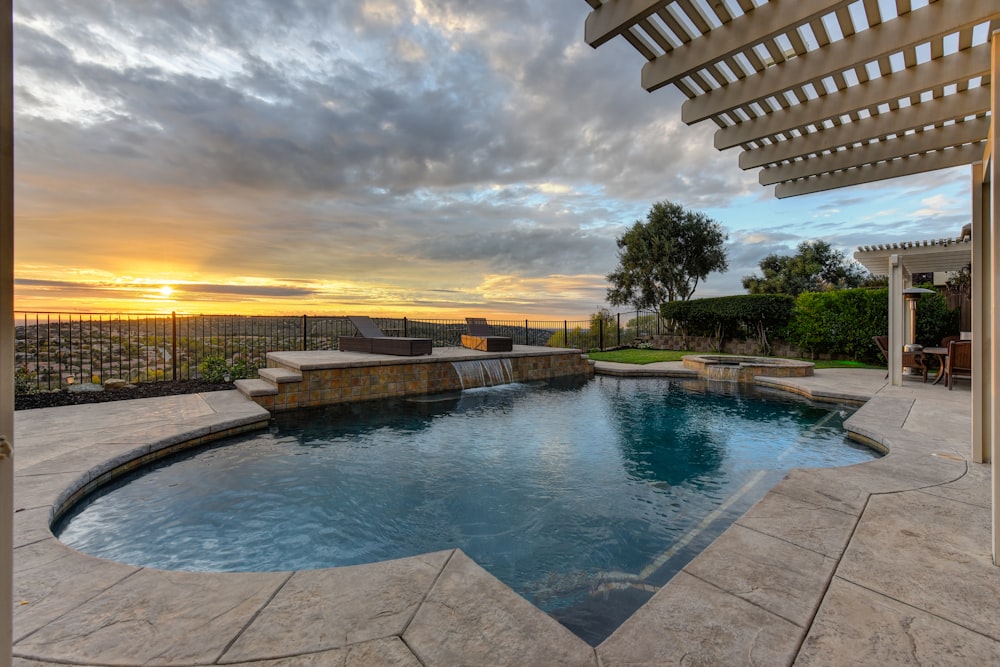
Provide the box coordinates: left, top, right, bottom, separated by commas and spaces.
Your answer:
258, 367, 303, 384
234, 378, 278, 397
235, 367, 304, 403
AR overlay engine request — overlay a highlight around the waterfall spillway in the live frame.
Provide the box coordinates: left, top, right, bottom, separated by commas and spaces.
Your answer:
451, 358, 514, 390
703, 363, 743, 382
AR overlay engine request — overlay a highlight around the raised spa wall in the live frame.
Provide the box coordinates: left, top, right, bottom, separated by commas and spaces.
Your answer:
682, 354, 814, 382
236, 346, 595, 412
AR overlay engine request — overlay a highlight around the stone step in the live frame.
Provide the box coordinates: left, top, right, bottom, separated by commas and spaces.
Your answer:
234, 378, 278, 397
258, 367, 303, 384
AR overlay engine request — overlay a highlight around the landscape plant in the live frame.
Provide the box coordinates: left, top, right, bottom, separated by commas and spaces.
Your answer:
198, 355, 259, 383
661, 294, 794, 354
785, 288, 885, 361
606, 201, 728, 309
742, 240, 868, 296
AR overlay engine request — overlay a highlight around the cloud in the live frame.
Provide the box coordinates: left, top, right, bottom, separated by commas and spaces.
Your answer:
11, 1, 979, 317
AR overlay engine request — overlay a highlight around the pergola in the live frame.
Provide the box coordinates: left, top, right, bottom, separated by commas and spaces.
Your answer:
582, 0, 1000, 563
855, 235, 972, 385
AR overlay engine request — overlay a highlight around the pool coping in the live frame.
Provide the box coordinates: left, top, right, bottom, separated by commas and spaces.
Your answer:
12, 364, 999, 665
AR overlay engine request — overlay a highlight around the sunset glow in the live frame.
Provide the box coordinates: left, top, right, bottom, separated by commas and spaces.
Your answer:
13, 2, 972, 320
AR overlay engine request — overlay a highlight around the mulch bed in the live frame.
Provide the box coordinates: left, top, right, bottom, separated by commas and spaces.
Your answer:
15, 380, 237, 411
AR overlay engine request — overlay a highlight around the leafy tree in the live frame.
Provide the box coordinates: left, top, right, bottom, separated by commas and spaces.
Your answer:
742, 240, 868, 297
606, 201, 729, 310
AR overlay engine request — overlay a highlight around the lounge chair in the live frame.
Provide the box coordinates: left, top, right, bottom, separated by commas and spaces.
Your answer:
461, 317, 513, 352
946, 340, 972, 390
873, 335, 927, 382
338, 316, 432, 356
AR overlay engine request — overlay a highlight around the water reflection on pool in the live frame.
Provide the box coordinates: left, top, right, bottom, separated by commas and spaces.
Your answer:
55, 376, 879, 644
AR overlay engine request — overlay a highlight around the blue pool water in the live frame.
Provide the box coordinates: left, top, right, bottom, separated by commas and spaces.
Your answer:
55, 376, 879, 644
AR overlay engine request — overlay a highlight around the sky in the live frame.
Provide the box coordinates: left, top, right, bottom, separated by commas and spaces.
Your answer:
11, 0, 973, 319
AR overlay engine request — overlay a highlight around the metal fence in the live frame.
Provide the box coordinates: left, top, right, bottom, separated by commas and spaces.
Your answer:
14, 310, 665, 391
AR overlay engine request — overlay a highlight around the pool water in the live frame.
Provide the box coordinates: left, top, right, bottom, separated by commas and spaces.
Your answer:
55, 376, 879, 644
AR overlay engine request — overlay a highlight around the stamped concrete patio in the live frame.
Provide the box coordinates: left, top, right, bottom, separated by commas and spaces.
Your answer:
11, 364, 1000, 665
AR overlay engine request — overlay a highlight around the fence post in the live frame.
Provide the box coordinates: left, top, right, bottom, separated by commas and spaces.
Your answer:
171, 311, 177, 380
564, 320, 567, 347
617, 312, 621, 347
525, 320, 529, 346
599, 319, 604, 351
302, 314, 307, 350
404, 317, 408, 337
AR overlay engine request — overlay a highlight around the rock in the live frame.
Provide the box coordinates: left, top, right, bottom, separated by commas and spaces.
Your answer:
103, 378, 129, 391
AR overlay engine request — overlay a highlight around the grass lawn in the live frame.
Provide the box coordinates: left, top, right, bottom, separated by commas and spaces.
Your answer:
586, 348, 883, 370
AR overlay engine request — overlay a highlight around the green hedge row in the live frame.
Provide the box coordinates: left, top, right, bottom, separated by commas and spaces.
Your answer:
660, 288, 959, 361
661, 294, 795, 355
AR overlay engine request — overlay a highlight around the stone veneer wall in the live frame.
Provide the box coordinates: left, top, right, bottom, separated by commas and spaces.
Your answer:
252, 352, 595, 412
648, 335, 814, 358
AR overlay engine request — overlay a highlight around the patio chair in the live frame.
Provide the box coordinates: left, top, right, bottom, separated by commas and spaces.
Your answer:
946, 340, 972, 390
338, 316, 432, 356
873, 335, 927, 382
461, 317, 513, 352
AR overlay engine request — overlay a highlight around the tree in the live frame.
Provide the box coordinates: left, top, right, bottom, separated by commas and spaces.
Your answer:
606, 201, 729, 310
742, 240, 867, 297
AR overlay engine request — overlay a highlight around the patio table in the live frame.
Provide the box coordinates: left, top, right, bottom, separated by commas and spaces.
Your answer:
923, 346, 949, 385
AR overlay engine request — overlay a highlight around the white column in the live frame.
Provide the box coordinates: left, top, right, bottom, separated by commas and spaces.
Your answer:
973, 161, 990, 464
1, 0, 13, 660
990, 30, 1000, 566
889, 254, 904, 386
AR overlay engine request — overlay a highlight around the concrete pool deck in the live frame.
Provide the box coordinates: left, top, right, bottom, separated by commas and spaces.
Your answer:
11, 366, 1000, 665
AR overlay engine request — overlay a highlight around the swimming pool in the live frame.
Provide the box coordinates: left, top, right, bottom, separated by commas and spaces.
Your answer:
55, 376, 879, 644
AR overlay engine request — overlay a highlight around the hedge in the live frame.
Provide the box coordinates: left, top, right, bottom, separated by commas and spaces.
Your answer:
661, 294, 794, 354
661, 288, 958, 362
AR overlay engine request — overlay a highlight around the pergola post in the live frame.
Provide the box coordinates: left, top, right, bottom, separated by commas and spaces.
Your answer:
1, 0, 13, 660
990, 29, 1000, 565
972, 160, 990, 465
889, 254, 905, 386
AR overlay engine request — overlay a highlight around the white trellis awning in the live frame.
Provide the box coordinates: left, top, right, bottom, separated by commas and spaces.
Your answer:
855, 235, 973, 275
583, 0, 998, 197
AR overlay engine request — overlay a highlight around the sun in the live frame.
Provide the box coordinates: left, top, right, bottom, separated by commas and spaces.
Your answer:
158, 285, 174, 298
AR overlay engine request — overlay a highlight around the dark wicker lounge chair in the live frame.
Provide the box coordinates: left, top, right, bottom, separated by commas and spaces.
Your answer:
461, 317, 513, 352
338, 316, 432, 356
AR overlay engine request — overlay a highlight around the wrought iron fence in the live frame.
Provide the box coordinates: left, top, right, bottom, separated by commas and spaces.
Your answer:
14, 309, 665, 391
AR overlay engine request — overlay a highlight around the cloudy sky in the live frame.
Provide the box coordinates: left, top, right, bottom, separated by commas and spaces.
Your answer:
12, 0, 971, 319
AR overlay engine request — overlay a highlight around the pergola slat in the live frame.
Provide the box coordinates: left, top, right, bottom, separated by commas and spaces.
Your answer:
739, 85, 992, 168
638, 0, 854, 92
759, 116, 991, 185
584, 0, 672, 48
681, 1, 999, 125
714, 42, 990, 150
774, 141, 985, 197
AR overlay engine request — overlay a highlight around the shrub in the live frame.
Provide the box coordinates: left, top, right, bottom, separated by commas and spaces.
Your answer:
198, 356, 231, 383
198, 355, 260, 383
661, 294, 794, 354
14, 366, 36, 395
786, 288, 889, 360
783, 287, 956, 362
